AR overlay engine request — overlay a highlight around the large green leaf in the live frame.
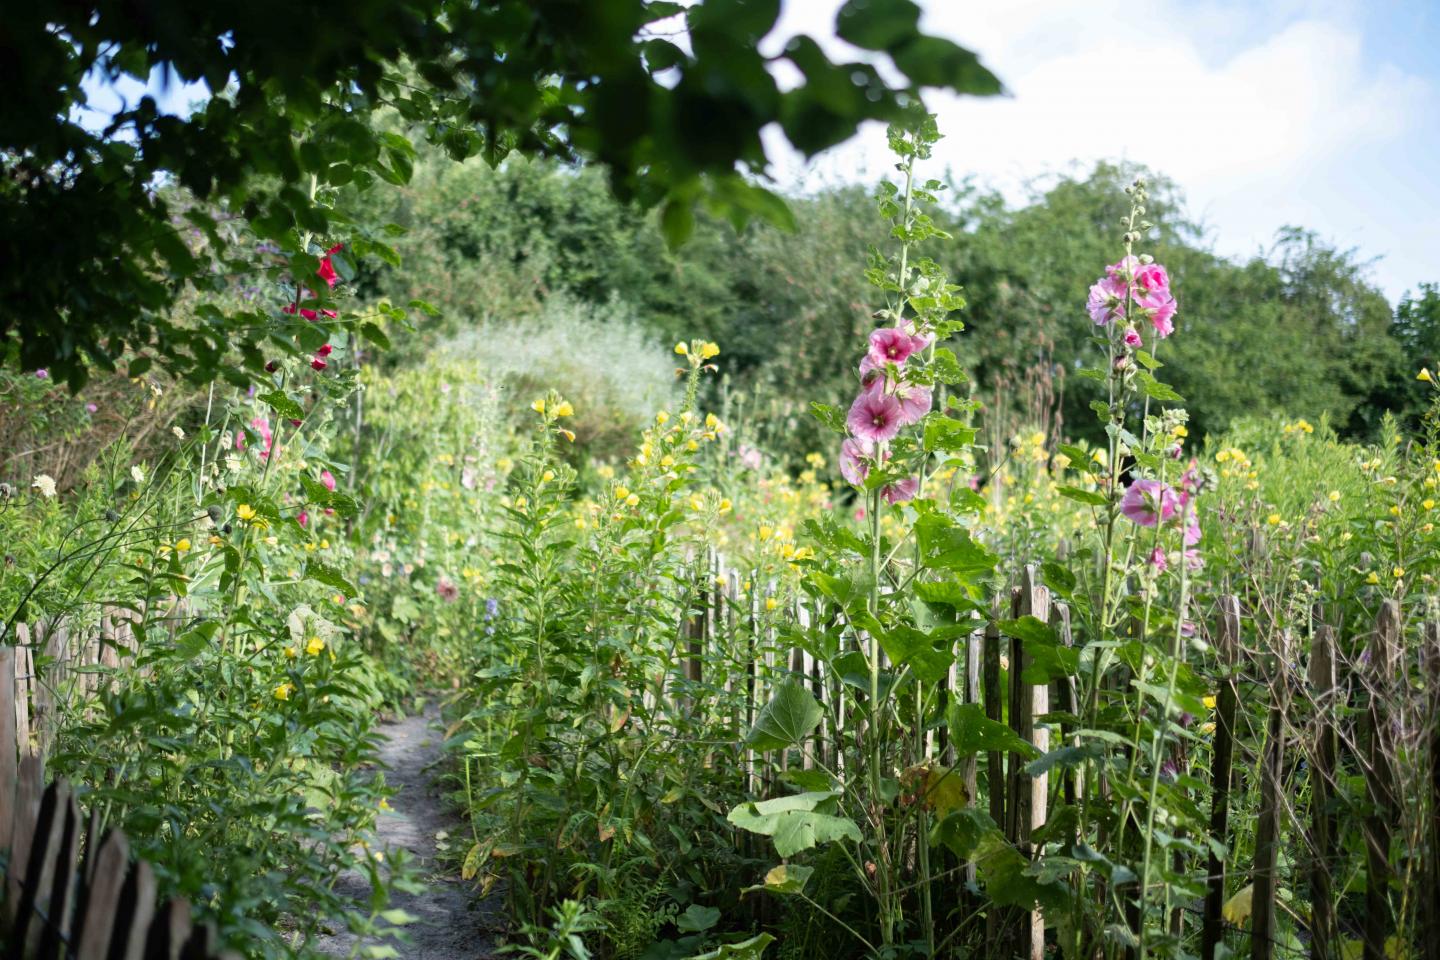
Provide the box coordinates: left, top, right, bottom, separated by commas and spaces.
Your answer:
727, 792, 861, 856
946, 703, 1038, 759
878, 625, 956, 683
747, 680, 823, 752
685, 933, 775, 960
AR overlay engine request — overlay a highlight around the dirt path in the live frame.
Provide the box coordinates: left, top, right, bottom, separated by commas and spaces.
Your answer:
314, 703, 500, 959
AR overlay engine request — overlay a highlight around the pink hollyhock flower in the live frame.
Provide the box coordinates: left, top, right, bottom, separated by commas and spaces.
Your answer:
1120, 478, 1179, 527
238, 416, 273, 454
868, 327, 920, 367
435, 576, 459, 603
1135, 262, 1170, 297
317, 244, 343, 289
316, 343, 333, 358
1184, 520, 1202, 546
311, 357, 327, 371
1184, 549, 1205, 571
896, 383, 932, 426
85, 403, 98, 414
320, 470, 336, 492
848, 390, 905, 443
1148, 547, 1168, 572
859, 354, 886, 390
1123, 327, 1142, 348
297, 510, 309, 528
1087, 276, 1128, 326
883, 476, 920, 504
1142, 292, 1177, 338
840, 437, 873, 486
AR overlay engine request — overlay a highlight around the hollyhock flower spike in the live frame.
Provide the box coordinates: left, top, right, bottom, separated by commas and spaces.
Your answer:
1120, 478, 1179, 527
848, 390, 905, 444
1148, 547, 1168, 572
317, 244, 344, 289
1123, 328, 1143, 348
1134, 262, 1170, 297
1087, 276, 1128, 326
321, 470, 337, 492
1106, 255, 1141, 280
1145, 293, 1177, 338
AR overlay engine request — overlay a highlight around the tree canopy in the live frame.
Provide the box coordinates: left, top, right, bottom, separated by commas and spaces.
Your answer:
1, 0, 1002, 389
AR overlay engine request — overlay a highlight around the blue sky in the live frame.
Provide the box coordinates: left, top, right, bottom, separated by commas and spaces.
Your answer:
763, 0, 1440, 305
80, 1, 1437, 303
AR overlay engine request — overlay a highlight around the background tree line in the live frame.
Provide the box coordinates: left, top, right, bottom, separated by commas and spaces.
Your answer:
350, 150, 1440, 462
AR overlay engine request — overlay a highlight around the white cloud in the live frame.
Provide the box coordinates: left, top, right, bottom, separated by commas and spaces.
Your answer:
761, 0, 1438, 302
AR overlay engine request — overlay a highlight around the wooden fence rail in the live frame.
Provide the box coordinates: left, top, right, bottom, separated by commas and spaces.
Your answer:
687, 553, 1437, 960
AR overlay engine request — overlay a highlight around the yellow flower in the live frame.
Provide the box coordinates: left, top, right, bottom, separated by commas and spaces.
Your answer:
236, 504, 257, 522
1425, 500, 1435, 511
559, 428, 576, 443
689, 495, 705, 510
1420, 368, 1434, 383
306, 635, 326, 656
531, 398, 547, 415
625, 494, 639, 507
1390, 505, 1401, 516
1393, 566, 1405, 579
615, 485, 630, 501
699, 342, 720, 359
283, 646, 297, 659
765, 597, 778, 612
1366, 571, 1380, 585
656, 411, 670, 425
541, 470, 555, 483
274, 683, 295, 701
554, 400, 574, 417
705, 413, 720, 430
674, 342, 689, 355
1171, 425, 1188, 439
719, 498, 732, 514
208, 535, 222, 546
1202, 695, 1217, 710
379, 798, 393, 812
660, 455, 675, 468
175, 538, 192, 552
758, 525, 774, 542
1328, 491, 1341, 502
1266, 514, 1281, 526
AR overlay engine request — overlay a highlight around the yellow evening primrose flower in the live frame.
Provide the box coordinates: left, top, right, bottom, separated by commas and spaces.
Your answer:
541, 470, 555, 483
1366, 572, 1380, 585
656, 411, 670, 425
615, 485, 630, 501
1202, 695, 1217, 710
1425, 499, 1436, 510
1266, 514, 1281, 526
765, 597, 778, 612
699, 342, 720, 359
274, 683, 295, 701
175, 538, 191, 552
531, 398, 546, 414
283, 646, 297, 659
1328, 491, 1341, 502
1420, 368, 1434, 383
554, 400, 574, 417
719, 498, 732, 514
625, 494, 639, 507
1390, 505, 1402, 517
306, 636, 326, 657
236, 504, 256, 522
1393, 566, 1406, 579
674, 342, 688, 355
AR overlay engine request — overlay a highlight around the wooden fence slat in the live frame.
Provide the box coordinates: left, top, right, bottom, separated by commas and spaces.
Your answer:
1363, 600, 1401, 960
74, 830, 131, 960
111, 858, 159, 960
146, 897, 194, 960
15, 624, 33, 757
0, 646, 15, 858
14, 778, 71, 954
35, 782, 82, 960
1008, 566, 1049, 960
1310, 622, 1339, 960
1202, 595, 1241, 960
1251, 629, 1290, 960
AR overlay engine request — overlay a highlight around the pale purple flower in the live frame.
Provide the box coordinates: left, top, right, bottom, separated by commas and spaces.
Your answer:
840, 437, 873, 486
1120, 478, 1179, 527
883, 476, 920, 504
1148, 547, 1168, 572
436, 576, 459, 603
1087, 276, 1128, 326
85, 403, 98, 414
895, 383, 933, 426
1184, 520, 1202, 546
35, 369, 48, 379
847, 390, 904, 444
1123, 327, 1143, 348
1143, 292, 1177, 338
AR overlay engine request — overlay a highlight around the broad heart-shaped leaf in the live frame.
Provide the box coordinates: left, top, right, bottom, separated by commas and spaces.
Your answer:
257, 389, 305, 422
727, 792, 862, 857
684, 933, 775, 960
878, 625, 955, 684
676, 904, 721, 933
743, 863, 815, 896
946, 703, 1038, 759
923, 416, 976, 453
747, 679, 823, 751
971, 830, 1069, 911
999, 616, 1079, 684
914, 511, 997, 579
931, 806, 997, 859
304, 560, 357, 598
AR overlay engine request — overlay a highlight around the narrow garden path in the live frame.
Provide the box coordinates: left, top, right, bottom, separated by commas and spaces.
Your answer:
315, 703, 500, 959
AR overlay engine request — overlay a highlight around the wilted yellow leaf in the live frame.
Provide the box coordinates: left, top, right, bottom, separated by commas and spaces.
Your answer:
925, 766, 971, 817
1222, 884, 1254, 925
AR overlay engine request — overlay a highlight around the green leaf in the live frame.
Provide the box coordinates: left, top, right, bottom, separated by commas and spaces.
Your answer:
748, 679, 823, 751
684, 933, 775, 960
359, 322, 392, 351
676, 904, 721, 933
915, 512, 997, 578
924, 417, 976, 453
809, 401, 848, 435
662, 198, 695, 248
727, 792, 861, 856
932, 807, 997, 859
1057, 485, 1108, 507
1024, 742, 1104, 778
258, 390, 305, 422
878, 625, 955, 683
744, 863, 815, 896
997, 616, 1055, 646
930, 347, 968, 385
946, 702, 1037, 758
1135, 370, 1184, 403
836, 0, 920, 50
304, 560, 357, 598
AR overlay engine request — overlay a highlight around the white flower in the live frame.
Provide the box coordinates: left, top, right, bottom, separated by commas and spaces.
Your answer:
171, 426, 185, 439
130, 465, 145, 484
32, 475, 57, 498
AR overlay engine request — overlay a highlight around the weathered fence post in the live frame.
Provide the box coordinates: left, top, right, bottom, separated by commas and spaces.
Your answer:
1007, 566, 1049, 960
1251, 628, 1290, 960
1310, 619, 1339, 960
1202, 595, 1241, 960
1363, 600, 1401, 960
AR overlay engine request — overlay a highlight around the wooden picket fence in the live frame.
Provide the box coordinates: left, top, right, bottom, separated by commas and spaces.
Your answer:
0, 600, 241, 958
685, 554, 1440, 960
